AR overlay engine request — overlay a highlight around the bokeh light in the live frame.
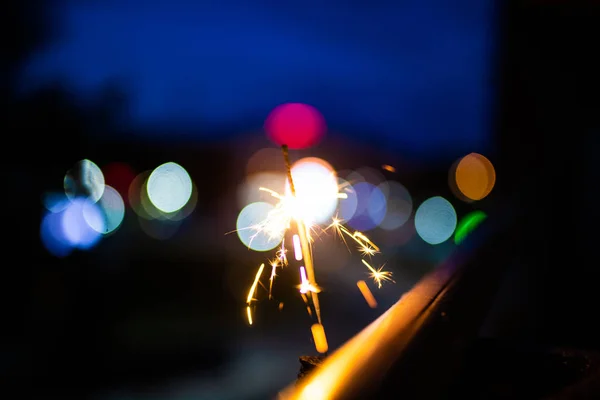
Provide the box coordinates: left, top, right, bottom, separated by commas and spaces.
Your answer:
379, 181, 413, 231
347, 182, 387, 231
166, 182, 197, 221
141, 176, 170, 220
40, 210, 73, 257
129, 171, 153, 220
130, 170, 197, 224
337, 178, 358, 221
455, 210, 487, 245
453, 153, 496, 201
287, 157, 339, 224
236, 202, 283, 251
367, 186, 387, 227
42, 192, 70, 213
147, 162, 193, 213
144, 178, 197, 222
414, 196, 457, 245
61, 198, 103, 249
265, 103, 326, 149
83, 185, 125, 235
64, 159, 105, 202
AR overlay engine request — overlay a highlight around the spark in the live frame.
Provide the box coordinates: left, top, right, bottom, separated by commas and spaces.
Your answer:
246, 263, 265, 304
299, 266, 321, 294
326, 218, 379, 256
276, 240, 288, 266
361, 259, 395, 289
300, 293, 313, 317
268, 260, 279, 300
246, 306, 253, 325
246, 263, 265, 325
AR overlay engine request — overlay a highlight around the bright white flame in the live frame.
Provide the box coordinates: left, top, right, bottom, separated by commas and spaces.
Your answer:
299, 266, 309, 293
285, 158, 339, 225
293, 234, 302, 260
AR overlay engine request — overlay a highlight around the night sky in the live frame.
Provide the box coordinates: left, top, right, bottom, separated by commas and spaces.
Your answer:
17, 0, 496, 158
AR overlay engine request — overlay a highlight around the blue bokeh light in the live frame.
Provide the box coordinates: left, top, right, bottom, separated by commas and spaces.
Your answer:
62, 198, 104, 249
338, 180, 358, 222
236, 202, 283, 252
347, 182, 387, 231
40, 210, 73, 257
414, 196, 457, 245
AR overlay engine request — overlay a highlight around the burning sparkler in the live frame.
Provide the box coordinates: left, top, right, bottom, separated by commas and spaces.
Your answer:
238, 144, 394, 349
236, 103, 393, 353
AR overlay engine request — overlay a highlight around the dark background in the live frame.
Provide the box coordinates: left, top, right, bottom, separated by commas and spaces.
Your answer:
2, 0, 599, 399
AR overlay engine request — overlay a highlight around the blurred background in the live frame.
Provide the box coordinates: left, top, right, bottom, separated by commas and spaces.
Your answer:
1, 0, 598, 399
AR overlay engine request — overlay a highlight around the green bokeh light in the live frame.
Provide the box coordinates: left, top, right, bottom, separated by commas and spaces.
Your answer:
454, 210, 487, 245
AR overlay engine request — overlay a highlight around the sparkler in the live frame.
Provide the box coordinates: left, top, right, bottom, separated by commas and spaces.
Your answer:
239, 144, 393, 352
282, 144, 323, 325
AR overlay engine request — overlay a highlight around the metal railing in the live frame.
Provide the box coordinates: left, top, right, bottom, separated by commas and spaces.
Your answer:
278, 216, 510, 399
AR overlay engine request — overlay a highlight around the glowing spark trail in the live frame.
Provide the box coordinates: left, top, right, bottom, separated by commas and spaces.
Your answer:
268, 260, 278, 300
326, 218, 380, 256
361, 259, 395, 289
246, 263, 265, 325
246, 306, 253, 325
276, 240, 288, 266
247, 263, 265, 304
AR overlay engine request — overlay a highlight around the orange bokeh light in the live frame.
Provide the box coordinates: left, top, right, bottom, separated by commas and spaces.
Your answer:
454, 153, 496, 201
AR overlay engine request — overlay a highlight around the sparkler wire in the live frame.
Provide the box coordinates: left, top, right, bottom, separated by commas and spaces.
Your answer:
282, 145, 323, 325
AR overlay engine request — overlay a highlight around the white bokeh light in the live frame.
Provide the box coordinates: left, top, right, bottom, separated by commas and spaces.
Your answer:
236, 202, 284, 252
84, 185, 125, 234
64, 159, 105, 203
147, 162, 193, 213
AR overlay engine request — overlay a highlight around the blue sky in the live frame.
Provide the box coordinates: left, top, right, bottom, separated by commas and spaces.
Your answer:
18, 0, 496, 157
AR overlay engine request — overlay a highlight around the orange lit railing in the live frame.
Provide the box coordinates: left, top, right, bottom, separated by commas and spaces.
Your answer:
278, 217, 509, 399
